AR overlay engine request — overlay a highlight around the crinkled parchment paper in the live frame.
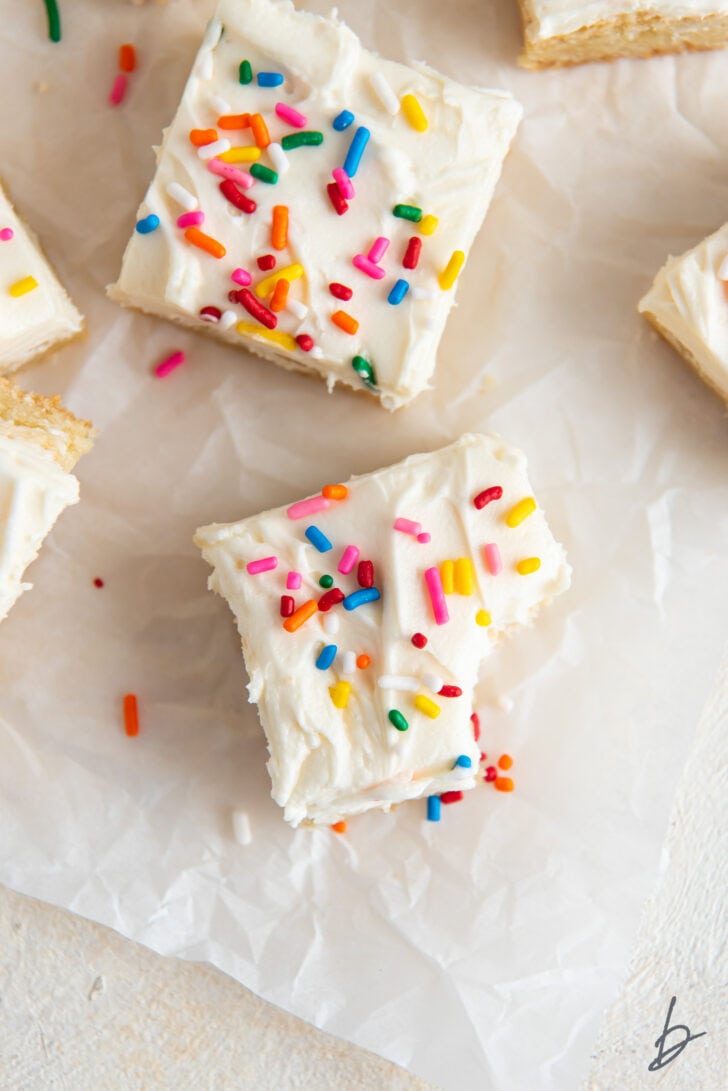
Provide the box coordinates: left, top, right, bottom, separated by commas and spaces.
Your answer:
0, 2, 727, 1089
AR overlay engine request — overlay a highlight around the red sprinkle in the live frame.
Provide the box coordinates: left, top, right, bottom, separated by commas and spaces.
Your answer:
403, 236, 422, 270
280, 595, 294, 618
485, 766, 497, 782
296, 334, 314, 352
119, 44, 137, 73
318, 587, 345, 611
473, 486, 503, 510
439, 685, 462, 698
238, 288, 277, 330
257, 254, 276, 271
326, 182, 348, 216
93, 578, 104, 588
471, 712, 481, 742
440, 791, 464, 805
123, 694, 139, 738
357, 560, 374, 588
199, 305, 222, 323
329, 282, 353, 301
411, 632, 428, 649
219, 179, 256, 214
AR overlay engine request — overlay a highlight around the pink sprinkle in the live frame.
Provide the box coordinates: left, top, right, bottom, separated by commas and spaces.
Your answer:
417, 532, 431, 544
394, 517, 421, 536
275, 102, 308, 128
287, 571, 302, 590
109, 74, 128, 107
367, 237, 390, 264
0, 228, 13, 242
483, 543, 502, 576
177, 211, 205, 228
424, 567, 449, 626
231, 268, 253, 286
338, 545, 360, 575
154, 350, 185, 378
247, 556, 278, 575
353, 254, 386, 280
332, 168, 354, 200
287, 495, 331, 520
207, 158, 254, 189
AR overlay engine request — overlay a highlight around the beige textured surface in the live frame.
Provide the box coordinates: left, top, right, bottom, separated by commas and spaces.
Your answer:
0, 884, 433, 1091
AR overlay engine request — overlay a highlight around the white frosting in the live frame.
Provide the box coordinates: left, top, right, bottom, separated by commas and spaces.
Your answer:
0, 429, 79, 622
0, 184, 83, 375
526, 0, 728, 39
638, 222, 728, 399
195, 434, 571, 827
109, 0, 522, 410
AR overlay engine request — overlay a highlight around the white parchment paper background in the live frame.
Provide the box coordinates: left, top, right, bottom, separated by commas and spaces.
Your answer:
0, 2, 727, 1088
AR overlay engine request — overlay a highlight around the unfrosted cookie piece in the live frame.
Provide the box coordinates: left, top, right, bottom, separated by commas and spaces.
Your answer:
0, 183, 83, 375
638, 223, 728, 405
109, 0, 522, 410
517, 0, 728, 69
195, 434, 570, 827
0, 378, 95, 622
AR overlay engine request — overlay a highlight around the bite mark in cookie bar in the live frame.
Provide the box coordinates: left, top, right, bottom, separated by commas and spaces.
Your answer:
195, 434, 570, 828
109, 0, 522, 409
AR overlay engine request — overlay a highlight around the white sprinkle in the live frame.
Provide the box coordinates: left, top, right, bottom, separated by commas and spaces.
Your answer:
197, 138, 231, 160
232, 810, 252, 845
422, 673, 443, 693
166, 182, 198, 211
200, 16, 223, 52
370, 71, 400, 115
497, 695, 514, 713
310, 346, 324, 359
196, 51, 214, 81
219, 309, 237, 331
287, 300, 308, 321
378, 675, 419, 691
267, 142, 290, 175
342, 651, 356, 675
210, 94, 230, 115
323, 612, 340, 635
411, 286, 437, 301
718, 254, 728, 281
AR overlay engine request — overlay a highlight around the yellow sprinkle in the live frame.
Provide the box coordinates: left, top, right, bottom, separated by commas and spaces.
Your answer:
475, 609, 491, 627
254, 263, 304, 299
454, 557, 474, 596
419, 214, 438, 236
236, 321, 297, 351
218, 146, 262, 163
329, 681, 352, 709
9, 276, 38, 298
414, 694, 441, 720
401, 93, 428, 132
438, 250, 465, 290
516, 557, 541, 575
506, 497, 537, 528
440, 559, 454, 595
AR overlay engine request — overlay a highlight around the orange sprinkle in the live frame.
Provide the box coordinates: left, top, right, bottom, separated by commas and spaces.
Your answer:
331, 310, 359, 335
123, 693, 139, 737
119, 44, 137, 73
270, 278, 289, 313
217, 113, 251, 129
250, 113, 271, 148
184, 227, 226, 259
498, 753, 513, 770
283, 599, 318, 633
356, 654, 371, 670
331, 821, 347, 834
271, 205, 289, 251
322, 484, 348, 500
495, 776, 514, 793
189, 128, 218, 147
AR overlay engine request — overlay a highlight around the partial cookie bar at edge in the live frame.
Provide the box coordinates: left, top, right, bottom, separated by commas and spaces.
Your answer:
109, 0, 522, 410
195, 434, 571, 828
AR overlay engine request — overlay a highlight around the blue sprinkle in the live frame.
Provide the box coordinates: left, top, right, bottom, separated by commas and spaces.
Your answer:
387, 278, 410, 306
342, 125, 370, 178
257, 71, 284, 87
316, 644, 337, 670
136, 214, 160, 234
304, 525, 333, 553
343, 587, 381, 611
427, 796, 441, 822
453, 755, 472, 769
333, 109, 355, 131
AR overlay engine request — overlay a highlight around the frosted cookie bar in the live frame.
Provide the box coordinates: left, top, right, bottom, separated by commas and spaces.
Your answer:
0, 379, 95, 623
109, 0, 522, 410
518, 1, 728, 68
195, 434, 570, 827
638, 223, 728, 404
0, 182, 83, 375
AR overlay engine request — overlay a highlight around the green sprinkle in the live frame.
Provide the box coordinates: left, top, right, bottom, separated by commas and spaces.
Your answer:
319, 574, 334, 589
44, 0, 61, 42
393, 204, 423, 223
281, 131, 324, 150
352, 355, 377, 387
239, 59, 252, 84
388, 709, 409, 732
250, 163, 278, 184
